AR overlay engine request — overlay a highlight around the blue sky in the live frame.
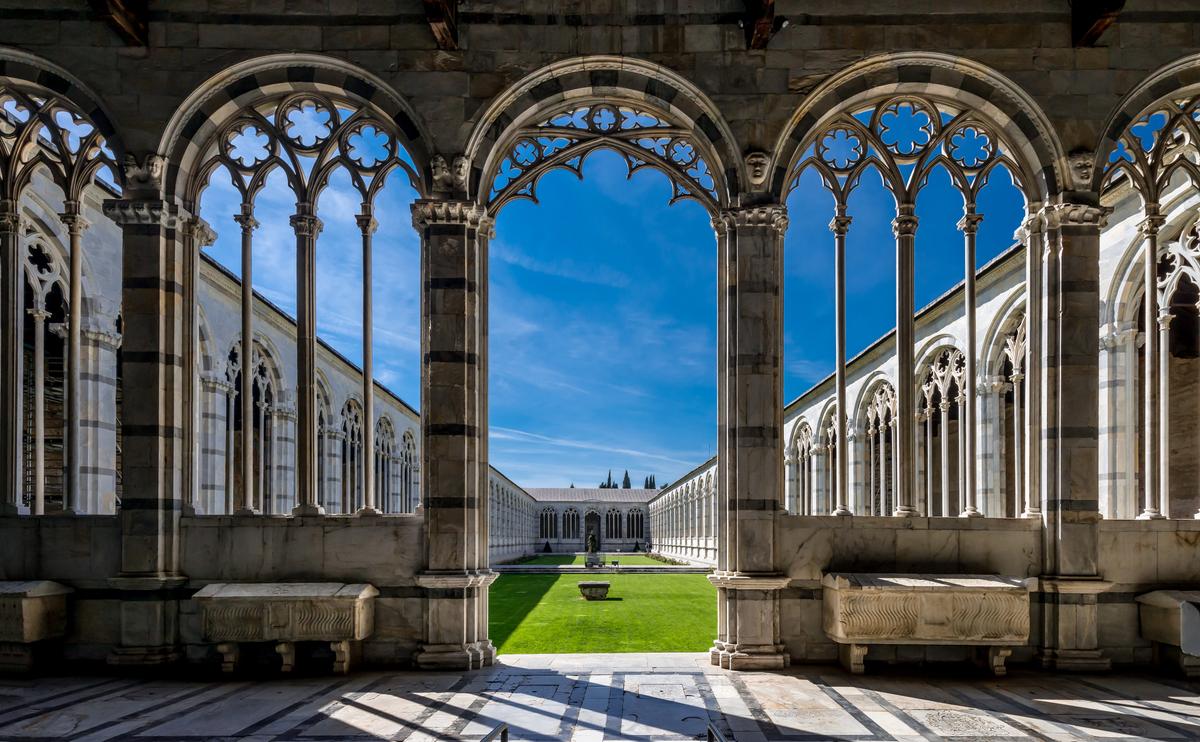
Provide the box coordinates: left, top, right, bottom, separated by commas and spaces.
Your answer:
199, 145, 1024, 489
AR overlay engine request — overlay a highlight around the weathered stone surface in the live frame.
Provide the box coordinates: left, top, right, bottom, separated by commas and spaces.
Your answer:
577, 581, 610, 600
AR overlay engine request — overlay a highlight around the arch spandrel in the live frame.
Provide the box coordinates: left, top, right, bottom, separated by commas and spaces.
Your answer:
466, 56, 744, 213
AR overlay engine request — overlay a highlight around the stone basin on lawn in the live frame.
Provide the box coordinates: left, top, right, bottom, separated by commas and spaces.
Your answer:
578, 581, 610, 600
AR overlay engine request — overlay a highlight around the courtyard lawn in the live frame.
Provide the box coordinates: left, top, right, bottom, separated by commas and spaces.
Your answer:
514, 553, 665, 566
489, 573, 716, 653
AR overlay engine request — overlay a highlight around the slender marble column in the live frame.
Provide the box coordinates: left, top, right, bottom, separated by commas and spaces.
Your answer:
924, 407, 934, 516
893, 207, 918, 515
831, 210, 852, 514
357, 209, 379, 514
1138, 207, 1165, 519
28, 307, 48, 515
181, 217, 215, 516
291, 207, 323, 515
866, 426, 876, 516
60, 201, 87, 512
1021, 213, 1044, 520
233, 207, 258, 515
225, 389, 235, 513
939, 400, 951, 517
1158, 312, 1173, 518
959, 209, 983, 516
0, 200, 20, 514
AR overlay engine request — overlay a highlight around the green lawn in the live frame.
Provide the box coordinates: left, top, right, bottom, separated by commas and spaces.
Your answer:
489, 573, 716, 653
514, 553, 665, 566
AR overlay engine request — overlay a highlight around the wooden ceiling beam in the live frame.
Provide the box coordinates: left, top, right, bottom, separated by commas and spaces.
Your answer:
742, 0, 777, 50
424, 0, 459, 51
1071, 0, 1124, 47
88, 0, 149, 47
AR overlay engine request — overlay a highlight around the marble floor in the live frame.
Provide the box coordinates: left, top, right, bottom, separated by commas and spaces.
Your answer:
2, 653, 1199, 741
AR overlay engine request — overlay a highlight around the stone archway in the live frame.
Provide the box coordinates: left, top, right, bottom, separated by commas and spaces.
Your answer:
584, 510, 601, 551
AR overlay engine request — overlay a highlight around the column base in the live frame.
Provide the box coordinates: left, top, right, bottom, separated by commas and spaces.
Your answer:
355, 506, 381, 517
893, 506, 920, 517
831, 506, 853, 516
291, 503, 326, 516
725, 644, 790, 670
1136, 510, 1165, 520
471, 640, 497, 667
960, 507, 982, 518
415, 643, 479, 670
1037, 648, 1110, 672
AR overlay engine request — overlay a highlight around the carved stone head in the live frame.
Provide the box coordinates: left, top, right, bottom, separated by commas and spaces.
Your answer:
452, 155, 470, 191
430, 154, 453, 191
1068, 149, 1095, 191
746, 151, 770, 188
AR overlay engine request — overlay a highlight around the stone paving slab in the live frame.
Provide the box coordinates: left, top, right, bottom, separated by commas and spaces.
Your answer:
1, 654, 1199, 740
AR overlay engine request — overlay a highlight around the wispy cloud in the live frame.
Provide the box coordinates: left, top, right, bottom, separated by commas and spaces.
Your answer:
490, 426, 702, 468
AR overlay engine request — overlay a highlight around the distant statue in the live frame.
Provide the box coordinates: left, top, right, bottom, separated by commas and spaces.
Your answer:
586, 532, 598, 554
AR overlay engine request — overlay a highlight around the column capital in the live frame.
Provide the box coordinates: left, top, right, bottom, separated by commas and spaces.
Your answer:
186, 216, 218, 247
83, 327, 122, 350
289, 212, 323, 238
233, 209, 259, 233
721, 204, 788, 235
356, 212, 379, 235
957, 211, 984, 234
102, 198, 182, 228
1013, 208, 1045, 243
1138, 202, 1165, 237
828, 213, 852, 236
1158, 311, 1175, 328
25, 307, 50, 322
892, 206, 918, 237
1038, 201, 1112, 230
410, 199, 489, 230
59, 200, 90, 235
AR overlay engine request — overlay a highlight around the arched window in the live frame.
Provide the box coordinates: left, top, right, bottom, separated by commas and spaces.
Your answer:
605, 508, 623, 540
861, 382, 897, 517
399, 430, 418, 513
563, 507, 580, 540
917, 348, 966, 517
626, 508, 644, 540
1, 76, 120, 516
316, 381, 333, 513
375, 416, 397, 513
539, 507, 558, 540
226, 339, 278, 514
787, 422, 814, 515
340, 400, 364, 513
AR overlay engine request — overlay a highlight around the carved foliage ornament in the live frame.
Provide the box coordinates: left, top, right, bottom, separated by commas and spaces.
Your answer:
487, 102, 721, 210
792, 95, 1023, 208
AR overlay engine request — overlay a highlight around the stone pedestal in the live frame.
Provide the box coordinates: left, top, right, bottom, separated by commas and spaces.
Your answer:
1032, 577, 1112, 672
578, 581, 610, 600
709, 572, 790, 670
1137, 590, 1200, 676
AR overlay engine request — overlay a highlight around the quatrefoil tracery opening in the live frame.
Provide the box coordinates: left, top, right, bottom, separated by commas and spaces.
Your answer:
1103, 96, 1200, 202
793, 95, 1017, 205
487, 102, 722, 210
196, 93, 418, 208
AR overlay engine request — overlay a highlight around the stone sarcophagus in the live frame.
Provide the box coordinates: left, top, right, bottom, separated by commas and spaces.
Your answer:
0, 581, 72, 672
193, 583, 378, 674
1136, 590, 1200, 676
822, 573, 1030, 675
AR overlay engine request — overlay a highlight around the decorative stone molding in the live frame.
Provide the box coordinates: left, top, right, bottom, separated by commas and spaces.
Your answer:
708, 572, 791, 591
289, 213, 323, 238
1039, 202, 1112, 230
0, 200, 18, 234
432, 155, 470, 193
194, 583, 378, 674
828, 213, 852, 236
102, 198, 181, 229
892, 211, 919, 238
411, 199, 489, 230
59, 201, 89, 235
957, 212, 984, 235
822, 573, 1030, 675
0, 581, 72, 672
723, 205, 788, 235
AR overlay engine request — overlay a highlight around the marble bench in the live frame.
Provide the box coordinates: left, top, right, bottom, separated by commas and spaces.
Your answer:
0, 581, 72, 672
1136, 590, 1200, 677
193, 582, 378, 674
822, 573, 1030, 675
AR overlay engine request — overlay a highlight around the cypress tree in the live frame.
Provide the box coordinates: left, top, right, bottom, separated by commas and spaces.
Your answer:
622, 470, 631, 489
